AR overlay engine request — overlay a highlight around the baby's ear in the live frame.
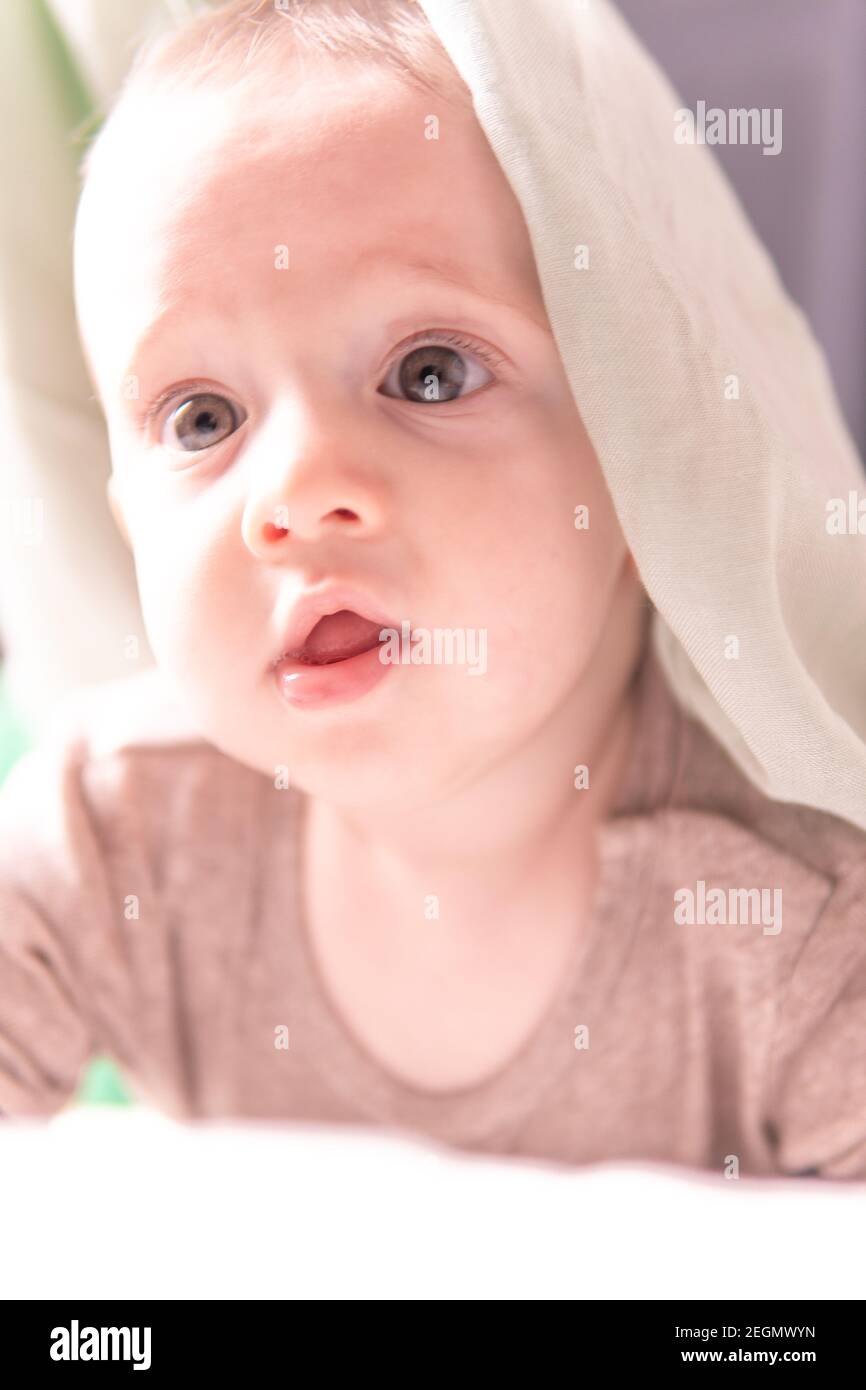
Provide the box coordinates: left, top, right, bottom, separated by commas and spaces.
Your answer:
107, 474, 131, 550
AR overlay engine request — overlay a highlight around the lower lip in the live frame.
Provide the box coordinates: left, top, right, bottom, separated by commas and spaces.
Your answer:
272, 641, 393, 710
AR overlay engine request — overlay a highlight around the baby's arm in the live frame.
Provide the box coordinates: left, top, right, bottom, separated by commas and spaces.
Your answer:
765, 858, 866, 1179
0, 732, 99, 1117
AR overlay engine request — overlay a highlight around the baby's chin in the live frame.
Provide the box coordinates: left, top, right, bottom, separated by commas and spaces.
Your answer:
227, 735, 472, 817
168, 675, 456, 808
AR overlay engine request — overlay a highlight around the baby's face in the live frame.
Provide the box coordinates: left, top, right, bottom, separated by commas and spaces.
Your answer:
75, 63, 636, 809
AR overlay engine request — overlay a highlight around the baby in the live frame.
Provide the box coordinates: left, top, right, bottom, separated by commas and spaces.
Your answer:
1, 0, 864, 1179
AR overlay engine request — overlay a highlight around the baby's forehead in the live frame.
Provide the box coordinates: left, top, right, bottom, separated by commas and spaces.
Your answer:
84, 58, 531, 245
75, 68, 545, 393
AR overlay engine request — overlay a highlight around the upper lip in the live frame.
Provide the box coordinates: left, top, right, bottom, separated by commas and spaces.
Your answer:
270, 582, 402, 666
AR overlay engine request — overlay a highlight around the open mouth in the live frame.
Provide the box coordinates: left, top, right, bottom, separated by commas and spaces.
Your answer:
286, 609, 387, 666
271, 602, 402, 711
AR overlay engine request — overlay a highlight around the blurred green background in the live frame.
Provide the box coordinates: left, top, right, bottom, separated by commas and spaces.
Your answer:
0, 669, 132, 1106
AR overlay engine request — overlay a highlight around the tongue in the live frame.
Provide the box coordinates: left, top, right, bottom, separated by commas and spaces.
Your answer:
300, 610, 384, 664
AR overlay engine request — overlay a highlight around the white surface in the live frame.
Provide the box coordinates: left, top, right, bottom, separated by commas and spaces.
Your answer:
1, 1106, 864, 1300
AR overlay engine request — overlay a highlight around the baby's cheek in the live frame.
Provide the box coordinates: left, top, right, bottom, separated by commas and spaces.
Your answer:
495, 534, 621, 704
133, 547, 210, 679
448, 600, 571, 728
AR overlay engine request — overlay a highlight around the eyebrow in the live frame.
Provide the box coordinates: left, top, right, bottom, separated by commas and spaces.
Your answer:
120, 307, 191, 399
119, 253, 548, 397
361, 250, 549, 330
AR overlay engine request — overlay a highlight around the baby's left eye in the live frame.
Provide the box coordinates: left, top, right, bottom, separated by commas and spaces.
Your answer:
160, 393, 246, 452
378, 342, 494, 404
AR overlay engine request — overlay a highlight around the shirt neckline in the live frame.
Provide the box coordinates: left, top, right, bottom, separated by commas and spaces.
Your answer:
274, 640, 682, 1149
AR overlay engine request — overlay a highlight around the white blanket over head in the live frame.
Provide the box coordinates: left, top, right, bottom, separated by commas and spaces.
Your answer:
419, 0, 866, 832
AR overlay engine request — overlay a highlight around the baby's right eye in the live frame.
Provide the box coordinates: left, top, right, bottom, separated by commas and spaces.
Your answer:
160, 393, 246, 453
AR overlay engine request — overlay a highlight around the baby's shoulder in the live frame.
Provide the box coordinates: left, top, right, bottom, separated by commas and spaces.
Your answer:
672, 699, 866, 887
2, 668, 256, 853
650, 705, 866, 978
41, 666, 208, 761
0, 670, 277, 910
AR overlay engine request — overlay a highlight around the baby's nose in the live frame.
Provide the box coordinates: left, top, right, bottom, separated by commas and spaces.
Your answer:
261, 505, 360, 544
242, 478, 387, 558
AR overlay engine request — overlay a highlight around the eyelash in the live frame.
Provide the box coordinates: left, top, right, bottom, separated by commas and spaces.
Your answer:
386, 329, 508, 377
139, 329, 508, 433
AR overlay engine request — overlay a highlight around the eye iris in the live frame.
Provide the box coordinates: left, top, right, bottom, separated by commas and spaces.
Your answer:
398, 345, 466, 402
172, 394, 235, 449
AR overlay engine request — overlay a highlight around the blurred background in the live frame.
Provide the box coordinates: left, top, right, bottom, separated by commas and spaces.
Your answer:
1, 0, 865, 1108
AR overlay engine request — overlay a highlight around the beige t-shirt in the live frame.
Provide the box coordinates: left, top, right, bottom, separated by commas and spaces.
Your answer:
1, 647, 864, 1179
